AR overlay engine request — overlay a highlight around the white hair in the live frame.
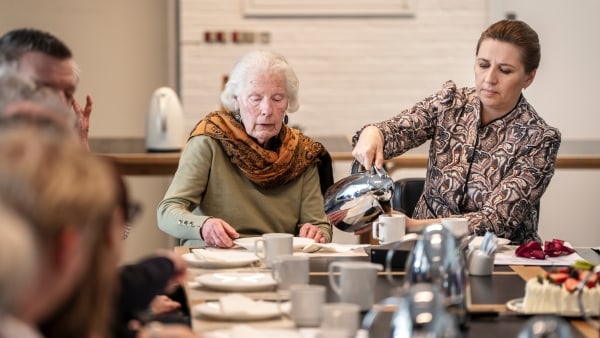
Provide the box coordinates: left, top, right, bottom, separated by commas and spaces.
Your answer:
220, 50, 300, 113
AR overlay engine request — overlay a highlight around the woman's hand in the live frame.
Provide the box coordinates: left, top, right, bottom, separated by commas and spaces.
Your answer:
201, 218, 239, 248
150, 295, 181, 315
352, 126, 385, 170
298, 223, 327, 243
154, 249, 187, 293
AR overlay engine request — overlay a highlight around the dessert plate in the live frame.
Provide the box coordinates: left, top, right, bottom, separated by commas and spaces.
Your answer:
196, 272, 277, 292
182, 250, 259, 269
234, 236, 314, 251
505, 298, 597, 317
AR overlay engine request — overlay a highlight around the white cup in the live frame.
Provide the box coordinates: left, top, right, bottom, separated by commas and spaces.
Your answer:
328, 261, 382, 311
441, 217, 469, 238
320, 303, 361, 338
372, 214, 406, 244
254, 233, 293, 268
290, 284, 326, 327
467, 249, 494, 276
271, 255, 309, 290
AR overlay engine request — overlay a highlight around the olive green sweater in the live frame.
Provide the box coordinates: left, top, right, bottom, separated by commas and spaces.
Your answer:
157, 135, 332, 246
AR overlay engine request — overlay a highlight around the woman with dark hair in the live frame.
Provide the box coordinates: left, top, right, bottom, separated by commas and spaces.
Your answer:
352, 20, 561, 245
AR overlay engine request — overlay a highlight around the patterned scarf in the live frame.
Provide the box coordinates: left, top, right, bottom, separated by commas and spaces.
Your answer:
189, 111, 325, 189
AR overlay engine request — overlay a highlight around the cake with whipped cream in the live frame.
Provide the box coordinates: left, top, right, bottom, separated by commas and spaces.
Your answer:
521, 264, 600, 315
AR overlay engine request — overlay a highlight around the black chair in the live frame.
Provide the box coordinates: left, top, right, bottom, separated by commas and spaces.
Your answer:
392, 177, 425, 217
317, 148, 334, 195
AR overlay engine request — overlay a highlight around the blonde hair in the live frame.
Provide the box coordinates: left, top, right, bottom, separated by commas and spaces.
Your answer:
0, 121, 118, 338
0, 206, 37, 315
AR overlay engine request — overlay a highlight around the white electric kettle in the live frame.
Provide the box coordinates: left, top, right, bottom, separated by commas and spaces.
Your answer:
145, 87, 186, 152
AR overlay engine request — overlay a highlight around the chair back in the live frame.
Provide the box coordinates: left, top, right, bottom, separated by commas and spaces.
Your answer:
392, 178, 425, 217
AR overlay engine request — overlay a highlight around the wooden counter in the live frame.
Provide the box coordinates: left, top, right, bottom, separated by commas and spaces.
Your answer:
91, 137, 600, 176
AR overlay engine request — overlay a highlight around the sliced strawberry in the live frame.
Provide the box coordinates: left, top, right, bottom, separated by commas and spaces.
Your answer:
585, 273, 598, 288
547, 272, 569, 284
564, 278, 580, 293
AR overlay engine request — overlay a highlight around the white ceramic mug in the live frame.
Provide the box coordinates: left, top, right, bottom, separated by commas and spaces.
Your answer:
271, 255, 309, 290
320, 302, 361, 338
328, 261, 382, 311
372, 214, 406, 244
254, 233, 293, 268
441, 217, 469, 238
290, 284, 326, 327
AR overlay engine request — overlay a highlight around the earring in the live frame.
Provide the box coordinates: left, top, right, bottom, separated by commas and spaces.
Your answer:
284, 114, 288, 124
234, 112, 241, 122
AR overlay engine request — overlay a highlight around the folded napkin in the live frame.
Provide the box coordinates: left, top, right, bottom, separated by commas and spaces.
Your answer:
301, 242, 370, 254
515, 239, 575, 260
495, 240, 584, 266
218, 294, 278, 316
192, 248, 257, 262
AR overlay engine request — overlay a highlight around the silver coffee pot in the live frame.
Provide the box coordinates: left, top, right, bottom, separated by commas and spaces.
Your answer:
362, 283, 459, 338
324, 161, 394, 233
385, 224, 469, 328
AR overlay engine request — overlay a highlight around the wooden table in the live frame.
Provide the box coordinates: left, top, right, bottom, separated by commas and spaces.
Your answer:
92, 138, 600, 175
174, 246, 599, 337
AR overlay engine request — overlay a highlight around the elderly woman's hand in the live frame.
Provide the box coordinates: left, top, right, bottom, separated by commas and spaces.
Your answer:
352, 125, 385, 170
201, 218, 239, 248
298, 223, 327, 243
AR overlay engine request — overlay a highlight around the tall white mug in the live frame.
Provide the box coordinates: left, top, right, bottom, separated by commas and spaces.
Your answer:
271, 255, 309, 290
441, 217, 469, 238
320, 303, 361, 338
372, 214, 406, 244
328, 261, 383, 311
254, 233, 293, 268
290, 284, 326, 327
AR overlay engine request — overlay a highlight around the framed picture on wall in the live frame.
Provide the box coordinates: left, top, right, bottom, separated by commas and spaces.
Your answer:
243, 0, 416, 17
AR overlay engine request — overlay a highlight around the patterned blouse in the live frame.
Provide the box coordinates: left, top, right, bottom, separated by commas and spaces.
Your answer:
352, 81, 561, 244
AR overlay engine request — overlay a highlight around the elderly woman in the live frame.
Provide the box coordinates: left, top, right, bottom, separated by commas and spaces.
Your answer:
352, 20, 561, 245
158, 51, 332, 247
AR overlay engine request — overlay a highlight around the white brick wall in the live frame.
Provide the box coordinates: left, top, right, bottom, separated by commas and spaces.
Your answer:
179, 0, 487, 137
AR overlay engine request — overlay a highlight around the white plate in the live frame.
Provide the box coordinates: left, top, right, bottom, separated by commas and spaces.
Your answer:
193, 301, 290, 321
505, 298, 592, 317
234, 236, 315, 251
196, 272, 277, 292
468, 236, 511, 251
182, 252, 259, 269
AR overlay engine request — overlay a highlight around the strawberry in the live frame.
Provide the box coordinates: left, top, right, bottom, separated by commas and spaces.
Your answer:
585, 273, 598, 288
547, 272, 569, 284
564, 278, 580, 293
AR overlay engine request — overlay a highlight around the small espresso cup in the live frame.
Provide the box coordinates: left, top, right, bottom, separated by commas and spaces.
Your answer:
290, 284, 326, 327
254, 233, 293, 268
441, 217, 469, 238
271, 255, 309, 290
372, 214, 406, 244
320, 302, 361, 338
328, 261, 382, 311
